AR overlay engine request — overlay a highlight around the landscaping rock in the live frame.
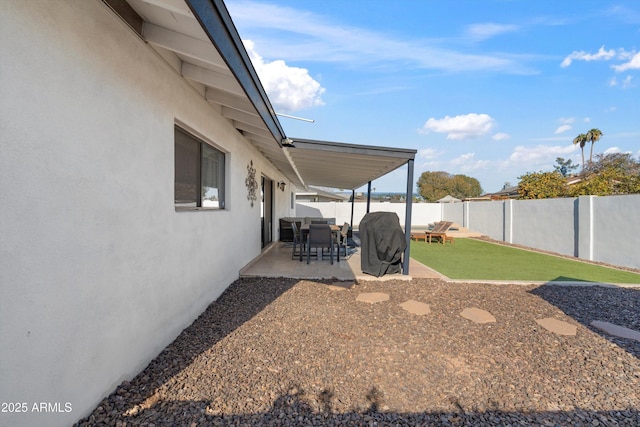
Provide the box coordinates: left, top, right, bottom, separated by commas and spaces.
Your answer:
74, 278, 640, 427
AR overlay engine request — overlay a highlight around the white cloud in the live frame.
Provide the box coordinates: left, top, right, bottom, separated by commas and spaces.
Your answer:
243, 40, 325, 112
508, 144, 577, 167
604, 147, 622, 155
418, 113, 495, 140
561, 45, 617, 68
229, 1, 534, 74
559, 117, 575, 124
609, 75, 635, 88
466, 23, 519, 42
418, 148, 443, 159
450, 153, 490, 171
492, 132, 510, 141
554, 124, 572, 134
611, 52, 640, 72
583, 117, 591, 123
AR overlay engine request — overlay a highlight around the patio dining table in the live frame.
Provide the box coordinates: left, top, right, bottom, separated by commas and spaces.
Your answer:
298, 224, 341, 262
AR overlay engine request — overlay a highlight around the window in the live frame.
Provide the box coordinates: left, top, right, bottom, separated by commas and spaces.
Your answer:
174, 126, 225, 209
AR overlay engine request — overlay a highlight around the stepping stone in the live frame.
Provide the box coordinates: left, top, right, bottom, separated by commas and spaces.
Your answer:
535, 318, 577, 336
460, 307, 496, 324
591, 321, 640, 342
356, 292, 389, 304
327, 281, 354, 291
399, 300, 431, 316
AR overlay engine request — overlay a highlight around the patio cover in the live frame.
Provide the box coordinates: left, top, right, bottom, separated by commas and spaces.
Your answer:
285, 138, 416, 191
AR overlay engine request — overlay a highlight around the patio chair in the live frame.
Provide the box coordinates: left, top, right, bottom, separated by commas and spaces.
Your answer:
290, 221, 304, 261
425, 221, 454, 244
306, 224, 335, 264
338, 222, 350, 256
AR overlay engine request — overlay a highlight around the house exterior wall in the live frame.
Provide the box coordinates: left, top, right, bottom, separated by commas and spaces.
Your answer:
0, 2, 291, 426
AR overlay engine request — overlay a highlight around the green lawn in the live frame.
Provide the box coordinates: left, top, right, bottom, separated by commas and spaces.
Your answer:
410, 238, 640, 284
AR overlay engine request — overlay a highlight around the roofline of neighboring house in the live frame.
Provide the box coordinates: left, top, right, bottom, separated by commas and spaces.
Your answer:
296, 187, 350, 201
185, 0, 286, 146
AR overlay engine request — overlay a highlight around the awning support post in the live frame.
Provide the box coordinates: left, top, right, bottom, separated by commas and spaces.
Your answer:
403, 159, 414, 275
366, 181, 372, 213
350, 190, 355, 227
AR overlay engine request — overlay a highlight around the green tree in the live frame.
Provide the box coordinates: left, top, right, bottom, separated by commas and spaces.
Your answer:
572, 133, 587, 171
417, 171, 483, 202
517, 171, 568, 199
585, 128, 603, 166
452, 174, 483, 199
553, 157, 579, 177
570, 152, 640, 196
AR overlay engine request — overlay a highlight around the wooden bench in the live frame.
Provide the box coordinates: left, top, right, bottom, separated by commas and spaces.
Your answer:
426, 221, 454, 244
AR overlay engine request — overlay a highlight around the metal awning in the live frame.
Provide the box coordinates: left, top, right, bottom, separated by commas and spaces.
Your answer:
285, 138, 416, 190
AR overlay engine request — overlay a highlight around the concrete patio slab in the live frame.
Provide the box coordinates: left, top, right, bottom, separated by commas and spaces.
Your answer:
356, 292, 390, 304
399, 300, 431, 316
535, 318, 577, 336
460, 307, 496, 324
239, 241, 443, 281
591, 320, 640, 342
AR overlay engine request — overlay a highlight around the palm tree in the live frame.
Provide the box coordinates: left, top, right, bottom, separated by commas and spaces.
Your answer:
572, 133, 587, 172
586, 128, 603, 167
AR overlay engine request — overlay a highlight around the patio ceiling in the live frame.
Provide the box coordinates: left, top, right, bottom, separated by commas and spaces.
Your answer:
285, 138, 416, 190
108, 0, 416, 191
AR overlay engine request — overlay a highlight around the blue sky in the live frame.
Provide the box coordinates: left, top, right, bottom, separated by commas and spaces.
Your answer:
226, 0, 640, 193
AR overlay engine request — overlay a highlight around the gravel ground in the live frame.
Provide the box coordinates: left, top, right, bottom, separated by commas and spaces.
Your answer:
76, 278, 639, 426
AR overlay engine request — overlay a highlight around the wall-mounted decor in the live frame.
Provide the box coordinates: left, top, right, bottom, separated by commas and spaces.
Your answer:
245, 160, 258, 206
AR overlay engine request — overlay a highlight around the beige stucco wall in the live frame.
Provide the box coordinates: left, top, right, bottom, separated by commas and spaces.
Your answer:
0, 1, 292, 426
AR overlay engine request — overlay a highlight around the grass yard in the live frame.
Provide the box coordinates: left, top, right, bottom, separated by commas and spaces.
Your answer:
410, 238, 640, 284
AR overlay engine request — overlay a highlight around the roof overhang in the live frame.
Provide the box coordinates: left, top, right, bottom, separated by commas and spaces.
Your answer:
107, 0, 416, 191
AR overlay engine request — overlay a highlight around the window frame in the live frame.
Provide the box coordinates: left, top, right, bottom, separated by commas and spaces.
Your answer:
174, 125, 226, 211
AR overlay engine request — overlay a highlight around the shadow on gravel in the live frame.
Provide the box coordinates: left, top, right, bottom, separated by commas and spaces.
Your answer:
530, 283, 640, 358
549, 275, 596, 282
73, 277, 301, 425
76, 384, 640, 426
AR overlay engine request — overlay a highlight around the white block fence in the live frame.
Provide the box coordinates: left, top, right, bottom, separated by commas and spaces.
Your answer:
296, 194, 640, 269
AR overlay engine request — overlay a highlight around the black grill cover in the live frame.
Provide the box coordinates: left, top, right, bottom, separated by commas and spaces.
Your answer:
359, 212, 406, 277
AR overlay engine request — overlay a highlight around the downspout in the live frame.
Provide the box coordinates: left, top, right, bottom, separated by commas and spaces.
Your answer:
403, 159, 414, 275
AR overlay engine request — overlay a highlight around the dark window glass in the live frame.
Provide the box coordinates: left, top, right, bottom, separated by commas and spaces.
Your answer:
174, 126, 225, 209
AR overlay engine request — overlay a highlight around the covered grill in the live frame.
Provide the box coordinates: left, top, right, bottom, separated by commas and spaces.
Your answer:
359, 212, 406, 277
